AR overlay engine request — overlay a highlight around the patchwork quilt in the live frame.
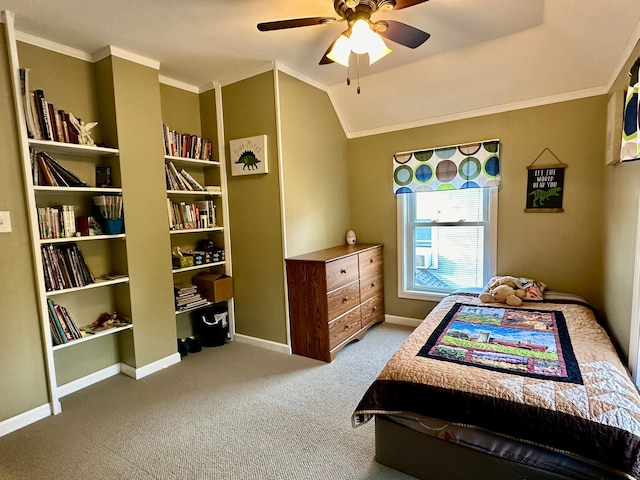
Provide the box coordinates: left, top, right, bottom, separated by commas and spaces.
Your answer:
353, 294, 640, 479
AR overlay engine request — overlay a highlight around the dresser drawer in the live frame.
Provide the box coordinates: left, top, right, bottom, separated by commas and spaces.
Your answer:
327, 281, 360, 321
329, 307, 361, 349
360, 272, 383, 303
361, 293, 384, 327
359, 247, 383, 278
326, 255, 359, 292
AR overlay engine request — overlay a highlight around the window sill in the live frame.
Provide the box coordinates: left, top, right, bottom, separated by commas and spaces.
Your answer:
398, 290, 448, 302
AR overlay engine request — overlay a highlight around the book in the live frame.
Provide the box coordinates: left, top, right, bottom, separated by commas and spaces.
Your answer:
179, 168, 205, 191
95, 165, 111, 187
19, 68, 37, 139
33, 90, 52, 141
39, 152, 89, 187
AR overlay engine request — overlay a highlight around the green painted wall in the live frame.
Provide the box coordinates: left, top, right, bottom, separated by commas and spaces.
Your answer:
222, 71, 286, 344
0, 26, 49, 420
160, 83, 201, 136
348, 97, 606, 322
104, 56, 177, 367
279, 73, 350, 257
603, 39, 640, 359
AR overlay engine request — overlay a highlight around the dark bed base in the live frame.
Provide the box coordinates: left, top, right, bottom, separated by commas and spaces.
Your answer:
374, 416, 619, 480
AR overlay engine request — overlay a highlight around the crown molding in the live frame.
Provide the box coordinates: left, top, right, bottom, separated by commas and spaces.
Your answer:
14, 30, 93, 62
93, 46, 159, 69
158, 75, 199, 93
276, 62, 329, 92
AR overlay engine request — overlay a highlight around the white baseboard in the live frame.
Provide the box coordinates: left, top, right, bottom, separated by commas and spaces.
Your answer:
0, 403, 51, 437
120, 352, 181, 380
234, 333, 292, 355
57, 363, 122, 398
385, 314, 422, 328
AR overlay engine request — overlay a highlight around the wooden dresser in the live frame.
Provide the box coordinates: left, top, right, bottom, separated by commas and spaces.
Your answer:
285, 243, 384, 362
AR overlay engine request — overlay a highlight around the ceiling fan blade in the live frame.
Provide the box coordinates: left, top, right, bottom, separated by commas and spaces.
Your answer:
377, 20, 430, 49
393, 0, 430, 10
319, 38, 337, 65
257, 17, 336, 31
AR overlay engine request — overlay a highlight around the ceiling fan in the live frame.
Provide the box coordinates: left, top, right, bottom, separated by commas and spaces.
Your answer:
257, 0, 431, 66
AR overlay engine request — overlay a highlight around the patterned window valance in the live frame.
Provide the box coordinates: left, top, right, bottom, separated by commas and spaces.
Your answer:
621, 57, 640, 162
393, 139, 501, 194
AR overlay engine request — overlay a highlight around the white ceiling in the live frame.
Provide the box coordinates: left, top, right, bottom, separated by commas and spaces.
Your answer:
3, 0, 640, 137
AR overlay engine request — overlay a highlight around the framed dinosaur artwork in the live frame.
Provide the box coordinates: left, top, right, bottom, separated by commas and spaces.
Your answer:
524, 147, 566, 213
525, 166, 565, 212
229, 135, 268, 176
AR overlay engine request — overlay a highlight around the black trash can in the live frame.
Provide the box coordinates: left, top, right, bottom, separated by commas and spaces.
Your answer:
192, 303, 229, 347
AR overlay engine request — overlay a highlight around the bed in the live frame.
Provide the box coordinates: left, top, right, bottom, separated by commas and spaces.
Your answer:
352, 290, 640, 480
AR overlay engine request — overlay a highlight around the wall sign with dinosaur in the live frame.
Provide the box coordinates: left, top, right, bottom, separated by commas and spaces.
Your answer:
525, 148, 566, 213
230, 135, 268, 176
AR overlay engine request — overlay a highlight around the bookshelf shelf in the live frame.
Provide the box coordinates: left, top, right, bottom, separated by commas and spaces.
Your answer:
166, 190, 221, 197
45, 276, 129, 297
40, 234, 126, 244
51, 323, 133, 351
172, 261, 225, 274
175, 301, 214, 315
165, 155, 220, 168
170, 227, 223, 235
34, 186, 123, 194
29, 139, 119, 157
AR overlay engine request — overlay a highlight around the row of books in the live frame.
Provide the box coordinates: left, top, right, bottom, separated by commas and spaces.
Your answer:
174, 283, 210, 312
41, 243, 94, 292
163, 124, 213, 161
47, 299, 82, 345
37, 205, 77, 239
31, 150, 89, 187
165, 161, 205, 191
20, 68, 84, 144
93, 195, 123, 219
168, 199, 216, 230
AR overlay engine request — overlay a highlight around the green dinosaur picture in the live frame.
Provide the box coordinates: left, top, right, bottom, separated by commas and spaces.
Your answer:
229, 135, 268, 176
525, 167, 565, 211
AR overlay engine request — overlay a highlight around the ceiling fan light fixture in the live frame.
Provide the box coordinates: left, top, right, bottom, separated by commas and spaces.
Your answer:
367, 33, 391, 65
349, 19, 375, 54
327, 34, 352, 66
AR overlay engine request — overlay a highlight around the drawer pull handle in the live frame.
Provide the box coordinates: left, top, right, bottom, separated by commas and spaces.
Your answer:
371, 283, 376, 287
370, 259, 374, 263
340, 269, 347, 274
343, 297, 349, 303
372, 306, 377, 311
344, 325, 350, 331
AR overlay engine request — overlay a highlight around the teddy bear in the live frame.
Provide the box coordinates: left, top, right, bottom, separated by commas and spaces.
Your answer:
478, 276, 527, 307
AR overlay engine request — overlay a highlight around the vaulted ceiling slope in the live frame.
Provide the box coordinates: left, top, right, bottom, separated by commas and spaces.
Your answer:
3, 0, 640, 137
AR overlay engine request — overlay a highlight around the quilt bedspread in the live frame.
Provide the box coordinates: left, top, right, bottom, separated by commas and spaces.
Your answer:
352, 294, 640, 479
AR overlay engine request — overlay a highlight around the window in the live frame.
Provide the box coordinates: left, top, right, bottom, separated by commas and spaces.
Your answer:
397, 187, 497, 301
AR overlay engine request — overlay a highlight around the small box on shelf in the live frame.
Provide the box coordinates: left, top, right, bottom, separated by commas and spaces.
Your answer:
192, 273, 233, 303
172, 255, 194, 269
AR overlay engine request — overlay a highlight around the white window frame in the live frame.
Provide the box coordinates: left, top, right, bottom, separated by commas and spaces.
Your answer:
397, 187, 498, 302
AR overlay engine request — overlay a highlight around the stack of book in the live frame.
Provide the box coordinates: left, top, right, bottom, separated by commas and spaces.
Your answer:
174, 283, 209, 312
167, 199, 216, 230
37, 205, 77, 239
31, 150, 89, 187
165, 162, 205, 191
41, 243, 94, 291
47, 299, 82, 345
20, 68, 85, 144
162, 124, 213, 161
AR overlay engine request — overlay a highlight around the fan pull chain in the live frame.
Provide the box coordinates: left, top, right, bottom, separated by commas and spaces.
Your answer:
346, 63, 351, 86
356, 55, 361, 94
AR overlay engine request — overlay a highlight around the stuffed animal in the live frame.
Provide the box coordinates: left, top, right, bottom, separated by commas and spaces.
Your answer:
479, 276, 527, 306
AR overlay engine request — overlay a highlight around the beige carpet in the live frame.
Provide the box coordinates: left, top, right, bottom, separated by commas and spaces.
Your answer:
0, 323, 416, 480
